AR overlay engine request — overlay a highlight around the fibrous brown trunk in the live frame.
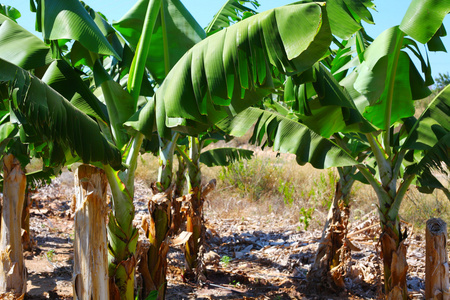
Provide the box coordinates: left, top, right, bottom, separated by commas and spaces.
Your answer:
184, 187, 203, 274
0, 154, 27, 297
22, 190, 33, 251
308, 182, 351, 290
138, 188, 172, 300
425, 218, 450, 300
73, 165, 109, 300
184, 180, 215, 281
380, 222, 408, 300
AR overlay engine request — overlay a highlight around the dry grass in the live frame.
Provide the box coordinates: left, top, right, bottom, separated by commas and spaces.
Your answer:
134, 153, 159, 187
400, 187, 450, 232
25, 157, 44, 173
203, 151, 381, 231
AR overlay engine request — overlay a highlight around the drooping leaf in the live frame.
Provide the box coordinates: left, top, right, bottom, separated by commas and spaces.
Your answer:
217, 107, 357, 169
113, 0, 206, 83
400, 0, 450, 44
200, 147, 253, 167
35, 0, 119, 58
285, 64, 375, 137
155, 3, 332, 136
26, 168, 57, 189
426, 24, 447, 52
0, 18, 52, 70
415, 169, 450, 200
41, 60, 109, 122
324, 0, 375, 40
405, 133, 450, 176
402, 84, 450, 188
0, 57, 122, 169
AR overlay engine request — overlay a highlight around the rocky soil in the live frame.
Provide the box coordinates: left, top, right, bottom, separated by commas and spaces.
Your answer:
21, 171, 427, 299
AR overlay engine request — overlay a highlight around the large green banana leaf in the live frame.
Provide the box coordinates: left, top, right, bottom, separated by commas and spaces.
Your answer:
400, 0, 450, 44
285, 63, 375, 137
200, 147, 254, 167
0, 58, 122, 169
324, 0, 375, 40
353, 26, 430, 130
0, 17, 52, 70
34, 0, 119, 58
152, 2, 331, 137
113, 0, 205, 83
205, 0, 258, 35
217, 107, 357, 169
41, 60, 109, 123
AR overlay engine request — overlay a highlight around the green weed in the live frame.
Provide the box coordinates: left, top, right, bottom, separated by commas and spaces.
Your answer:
46, 249, 55, 262
220, 255, 232, 267
298, 207, 315, 231
308, 169, 337, 209
278, 179, 295, 206
230, 280, 241, 287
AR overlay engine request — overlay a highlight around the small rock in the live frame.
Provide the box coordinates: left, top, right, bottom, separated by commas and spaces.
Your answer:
204, 251, 220, 266
242, 245, 253, 253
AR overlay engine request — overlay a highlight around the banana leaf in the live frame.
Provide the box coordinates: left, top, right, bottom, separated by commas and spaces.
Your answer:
153, 2, 332, 137
217, 107, 357, 169
353, 26, 430, 130
41, 60, 109, 123
0, 4, 20, 22
34, 0, 119, 58
400, 0, 449, 44
200, 147, 253, 167
113, 0, 205, 83
0, 18, 52, 70
0, 58, 122, 169
205, 0, 259, 35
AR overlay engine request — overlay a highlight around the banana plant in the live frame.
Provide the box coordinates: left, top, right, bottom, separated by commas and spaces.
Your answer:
282, 32, 374, 288
174, 131, 253, 278
266, 11, 448, 296
0, 0, 265, 297
0, 9, 122, 297
244, 2, 450, 297
122, 1, 335, 296
0, 0, 152, 297
262, 87, 371, 289
139, 7, 367, 280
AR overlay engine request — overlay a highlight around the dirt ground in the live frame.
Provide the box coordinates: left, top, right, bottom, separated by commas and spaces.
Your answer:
21, 171, 427, 299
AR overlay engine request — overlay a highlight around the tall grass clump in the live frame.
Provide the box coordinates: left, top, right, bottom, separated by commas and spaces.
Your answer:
209, 153, 349, 229
218, 157, 282, 201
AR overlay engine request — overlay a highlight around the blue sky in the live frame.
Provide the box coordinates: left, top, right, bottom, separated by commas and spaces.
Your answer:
7, 0, 450, 79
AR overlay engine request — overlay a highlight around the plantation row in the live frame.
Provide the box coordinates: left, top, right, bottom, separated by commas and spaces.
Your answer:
0, 0, 449, 299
